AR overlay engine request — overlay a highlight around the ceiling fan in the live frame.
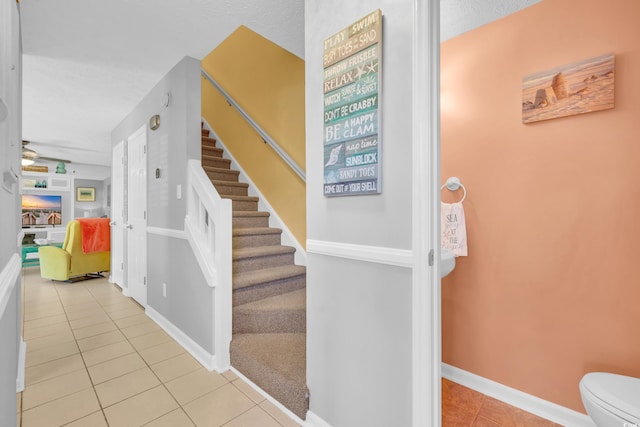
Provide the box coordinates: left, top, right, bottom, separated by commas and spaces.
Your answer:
22, 140, 72, 165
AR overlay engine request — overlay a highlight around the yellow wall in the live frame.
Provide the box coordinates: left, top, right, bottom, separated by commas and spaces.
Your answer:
201, 26, 306, 247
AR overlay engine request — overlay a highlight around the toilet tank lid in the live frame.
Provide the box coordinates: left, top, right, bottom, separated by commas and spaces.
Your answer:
581, 373, 640, 420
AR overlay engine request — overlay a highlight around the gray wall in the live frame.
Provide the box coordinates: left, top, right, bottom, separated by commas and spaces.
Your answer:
111, 57, 214, 354
0, 1, 22, 426
306, 2, 415, 425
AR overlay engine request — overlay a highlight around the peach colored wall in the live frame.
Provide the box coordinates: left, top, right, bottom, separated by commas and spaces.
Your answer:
441, 0, 640, 413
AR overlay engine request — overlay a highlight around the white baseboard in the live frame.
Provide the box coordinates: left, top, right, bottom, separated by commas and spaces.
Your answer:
229, 367, 305, 427
145, 306, 217, 372
16, 339, 26, 392
201, 119, 307, 266
305, 411, 333, 427
442, 363, 596, 427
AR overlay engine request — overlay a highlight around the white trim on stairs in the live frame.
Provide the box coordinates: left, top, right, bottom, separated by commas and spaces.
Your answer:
201, 119, 307, 266
442, 363, 596, 427
306, 239, 413, 268
305, 411, 333, 427
145, 306, 218, 372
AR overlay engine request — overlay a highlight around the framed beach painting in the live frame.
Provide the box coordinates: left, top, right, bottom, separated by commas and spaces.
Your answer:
522, 53, 615, 124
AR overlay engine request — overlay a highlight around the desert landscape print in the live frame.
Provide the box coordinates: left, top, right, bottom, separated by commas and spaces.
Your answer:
522, 53, 615, 123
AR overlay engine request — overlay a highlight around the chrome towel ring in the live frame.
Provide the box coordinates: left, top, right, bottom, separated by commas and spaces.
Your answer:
440, 176, 466, 203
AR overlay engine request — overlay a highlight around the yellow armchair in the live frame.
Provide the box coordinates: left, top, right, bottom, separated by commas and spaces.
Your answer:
39, 220, 110, 281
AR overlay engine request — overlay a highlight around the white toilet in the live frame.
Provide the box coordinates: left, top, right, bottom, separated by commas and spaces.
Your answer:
580, 372, 640, 427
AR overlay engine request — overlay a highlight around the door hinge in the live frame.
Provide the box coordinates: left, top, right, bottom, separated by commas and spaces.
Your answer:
428, 249, 434, 266
143, 276, 147, 286
144, 145, 147, 154
144, 210, 147, 220
121, 262, 124, 271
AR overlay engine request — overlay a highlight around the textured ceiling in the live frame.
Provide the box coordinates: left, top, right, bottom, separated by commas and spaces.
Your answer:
20, 0, 541, 167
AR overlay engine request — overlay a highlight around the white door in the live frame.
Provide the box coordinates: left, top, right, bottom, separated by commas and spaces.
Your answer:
127, 125, 147, 307
110, 141, 125, 289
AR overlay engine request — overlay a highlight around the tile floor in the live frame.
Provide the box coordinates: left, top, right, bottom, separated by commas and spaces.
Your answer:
442, 378, 563, 426
18, 267, 561, 427
18, 268, 300, 427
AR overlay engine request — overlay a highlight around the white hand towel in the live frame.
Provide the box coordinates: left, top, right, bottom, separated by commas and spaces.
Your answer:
441, 202, 468, 257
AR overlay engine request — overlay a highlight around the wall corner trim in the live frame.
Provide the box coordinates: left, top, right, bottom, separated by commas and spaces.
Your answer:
16, 339, 26, 392
304, 411, 333, 427
306, 239, 413, 268
145, 306, 217, 372
442, 363, 596, 427
0, 254, 21, 317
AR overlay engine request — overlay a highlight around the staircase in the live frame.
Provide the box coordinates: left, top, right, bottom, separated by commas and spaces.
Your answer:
200, 126, 309, 419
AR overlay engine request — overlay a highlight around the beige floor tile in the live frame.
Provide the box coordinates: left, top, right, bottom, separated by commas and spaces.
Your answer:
94, 367, 160, 408
77, 329, 126, 352
182, 383, 255, 427
232, 378, 266, 404
21, 388, 100, 427
165, 367, 229, 405
23, 313, 68, 331
23, 322, 72, 340
63, 410, 108, 427
142, 408, 195, 426
69, 313, 113, 330
16, 410, 20, 427
73, 320, 118, 340
224, 406, 281, 427
150, 353, 201, 383
25, 340, 79, 368
222, 370, 239, 382
121, 320, 161, 339
64, 305, 104, 320
24, 304, 64, 321
22, 369, 92, 410
87, 353, 147, 385
25, 329, 76, 352
107, 306, 145, 320
82, 340, 135, 367
129, 330, 173, 351
259, 400, 302, 427
25, 354, 85, 386
103, 385, 179, 427
137, 340, 185, 365
112, 313, 152, 329
16, 392, 21, 414
102, 301, 141, 314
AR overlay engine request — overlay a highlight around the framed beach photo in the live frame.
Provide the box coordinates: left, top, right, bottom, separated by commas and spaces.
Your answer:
76, 187, 96, 202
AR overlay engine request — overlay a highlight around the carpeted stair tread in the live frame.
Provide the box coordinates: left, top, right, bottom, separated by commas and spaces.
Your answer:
233, 289, 306, 334
233, 264, 306, 290
232, 211, 271, 228
213, 180, 248, 190
221, 195, 259, 203
202, 156, 230, 169
230, 333, 308, 419
234, 245, 295, 260
233, 227, 282, 237
203, 166, 239, 182
202, 146, 224, 157
202, 136, 217, 146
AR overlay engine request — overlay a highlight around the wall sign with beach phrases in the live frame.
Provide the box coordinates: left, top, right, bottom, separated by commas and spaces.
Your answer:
323, 9, 382, 196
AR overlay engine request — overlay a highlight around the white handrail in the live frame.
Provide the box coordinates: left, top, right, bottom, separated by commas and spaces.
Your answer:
185, 159, 232, 370
200, 68, 306, 182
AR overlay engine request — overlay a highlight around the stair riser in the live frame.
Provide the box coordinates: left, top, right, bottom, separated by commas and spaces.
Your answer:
202, 146, 223, 157
202, 157, 230, 169
233, 233, 282, 249
233, 310, 305, 334
233, 275, 305, 306
202, 136, 217, 147
231, 199, 258, 211
214, 184, 248, 197
206, 170, 239, 182
233, 215, 270, 228
233, 252, 294, 274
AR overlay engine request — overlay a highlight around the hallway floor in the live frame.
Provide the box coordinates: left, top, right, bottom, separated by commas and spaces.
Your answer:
18, 267, 561, 426
18, 268, 300, 427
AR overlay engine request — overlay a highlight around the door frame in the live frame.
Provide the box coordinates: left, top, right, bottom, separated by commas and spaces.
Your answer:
126, 124, 148, 307
412, 0, 441, 425
110, 140, 126, 292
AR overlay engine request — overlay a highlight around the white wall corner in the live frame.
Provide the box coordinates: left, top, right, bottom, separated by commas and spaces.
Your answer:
442, 363, 596, 427
305, 411, 333, 427
16, 339, 26, 393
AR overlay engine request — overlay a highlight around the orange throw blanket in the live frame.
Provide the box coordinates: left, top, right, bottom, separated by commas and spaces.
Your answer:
78, 218, 111, 254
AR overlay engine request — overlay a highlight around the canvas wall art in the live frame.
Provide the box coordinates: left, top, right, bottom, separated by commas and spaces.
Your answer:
522, 53, 615, 124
